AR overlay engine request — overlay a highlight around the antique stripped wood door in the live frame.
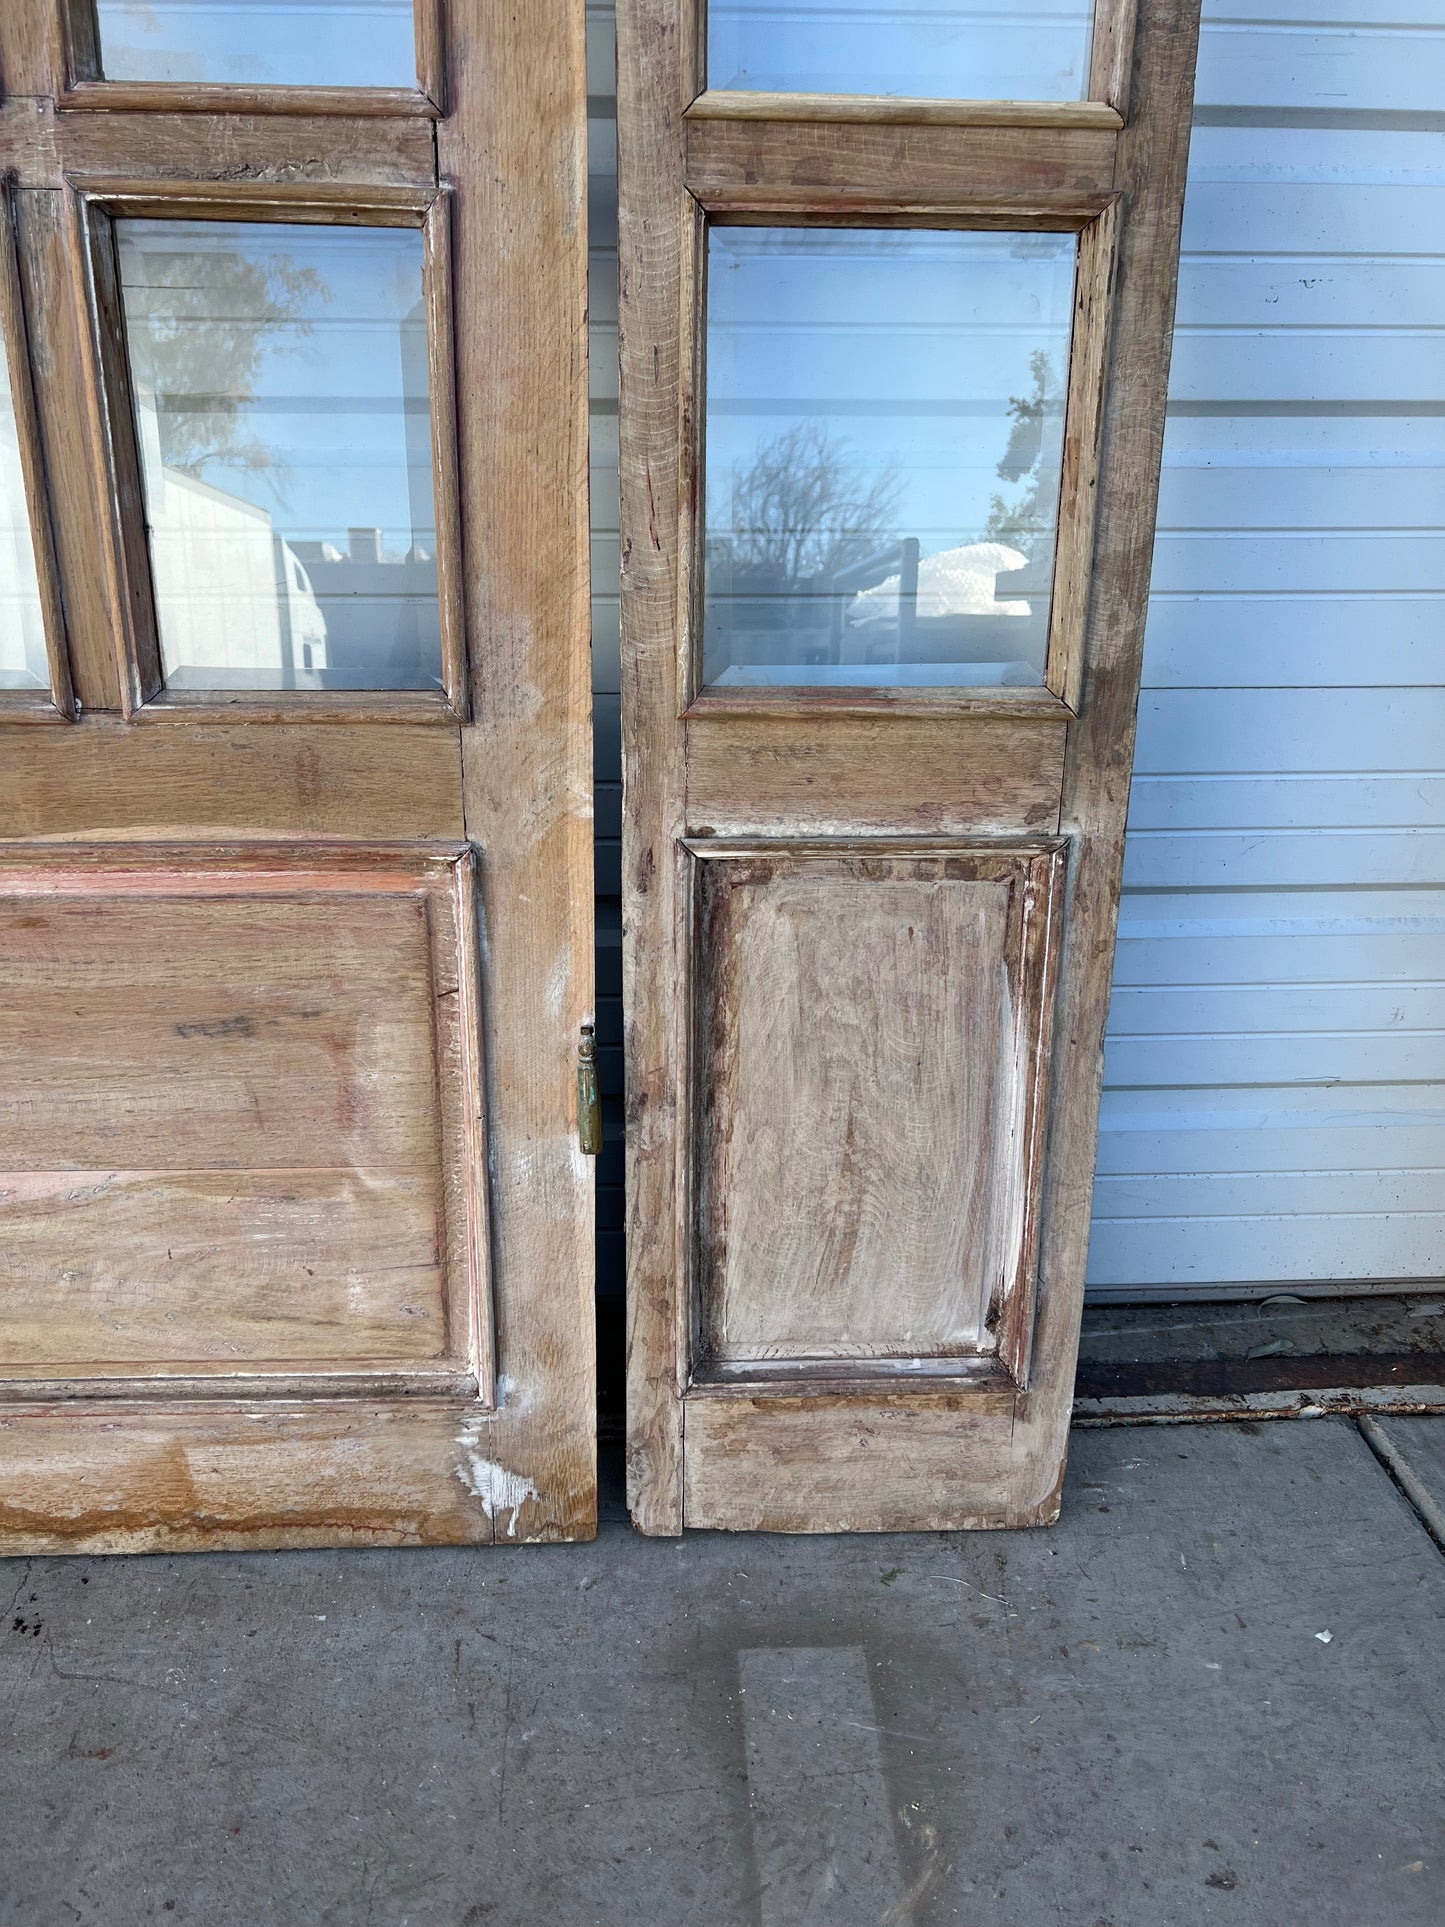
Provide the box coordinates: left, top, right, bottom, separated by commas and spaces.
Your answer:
0, 0, 595, 1550
620, 0, 1203, 1530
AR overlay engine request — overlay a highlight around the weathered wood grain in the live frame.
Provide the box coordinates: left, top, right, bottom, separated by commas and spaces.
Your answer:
1046, 200, 1121, 712
685, 715, 1066, 837
23, 111, 435, 192
1090, 0, 1143, 119
684, 92, 1125, 131
682, 1391, 1023, 1535
0, 844, 489, 1394
685, 117, 1118, 216
0, 722, 464, 840
0, 1399, 514, 1553
1003, 0, 1206, 1524
74, 189, 159, 712
0, 0, 57, 97
0, 180, 72, 720
442, 0, 598, 1540
11, 189, 123, 711
0, 893, 438, 1168
618, 0, 694, 1532
60, 85, 439, 122
0, 1169, 447, 1369
694, 848, 1063, 1374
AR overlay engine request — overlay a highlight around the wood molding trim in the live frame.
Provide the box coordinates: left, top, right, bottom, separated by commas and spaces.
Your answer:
685, 91, 1126, 130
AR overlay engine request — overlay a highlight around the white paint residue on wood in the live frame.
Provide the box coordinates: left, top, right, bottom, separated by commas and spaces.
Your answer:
454, 1419, 539, 1535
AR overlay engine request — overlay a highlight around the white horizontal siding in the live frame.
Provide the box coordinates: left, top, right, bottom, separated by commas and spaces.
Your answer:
1088, 0, 1445, 1298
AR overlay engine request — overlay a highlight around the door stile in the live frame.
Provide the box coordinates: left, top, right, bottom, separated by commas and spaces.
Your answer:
618, 0, 695, 1531
443, 0, 598, 1541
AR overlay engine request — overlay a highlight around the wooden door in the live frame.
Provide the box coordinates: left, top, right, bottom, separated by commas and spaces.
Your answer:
0, 0, 595, 1550
619, 0, 1203, 1531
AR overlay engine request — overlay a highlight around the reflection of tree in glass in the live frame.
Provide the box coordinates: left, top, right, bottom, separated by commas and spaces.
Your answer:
985, 350, 1062, 558
126, 246, 327, 496
720, 422, 901, 588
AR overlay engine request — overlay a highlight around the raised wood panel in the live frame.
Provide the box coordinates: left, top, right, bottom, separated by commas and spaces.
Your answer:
0, 845, 491, 1394
684, 716, 1066, 837
0, 723, 464, 840
691, 843, 1064, 1384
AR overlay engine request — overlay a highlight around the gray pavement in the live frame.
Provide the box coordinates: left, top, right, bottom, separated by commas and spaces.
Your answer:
2, 1417, 1442, 1926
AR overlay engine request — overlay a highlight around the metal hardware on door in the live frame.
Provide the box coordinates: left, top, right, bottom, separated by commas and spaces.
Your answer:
577, 1024, 603, 1155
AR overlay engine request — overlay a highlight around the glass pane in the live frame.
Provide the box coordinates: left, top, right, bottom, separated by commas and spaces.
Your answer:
708, 1, 1094, 101
117, 220, 443, 693
0, 339, 48, 691
97, 0, 418, 90
703, 228, 1077, 691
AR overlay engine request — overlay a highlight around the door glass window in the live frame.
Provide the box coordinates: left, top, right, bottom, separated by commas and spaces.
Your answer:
116, 219, 443, 693
707, 1, 1094, 102
96, 0, 419, 90
702, 227, 1077, 692
0, 341, 47, 690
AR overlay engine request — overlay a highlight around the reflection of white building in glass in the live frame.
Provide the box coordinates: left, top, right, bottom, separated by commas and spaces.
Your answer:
0, 358, 47, 690
133, 388, 328, 690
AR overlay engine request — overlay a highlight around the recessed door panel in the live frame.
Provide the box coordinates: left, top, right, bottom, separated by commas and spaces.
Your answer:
692, 843, 1063, 1381
0, 846, 487, 1392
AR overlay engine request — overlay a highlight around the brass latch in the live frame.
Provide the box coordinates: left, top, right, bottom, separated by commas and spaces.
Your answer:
577, 1024, 603, 1155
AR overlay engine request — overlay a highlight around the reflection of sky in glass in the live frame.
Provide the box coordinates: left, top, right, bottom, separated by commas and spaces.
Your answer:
0, 338, 47, 690
118, 221, 433, 555
97, 0, 418, 88
708, 1, 1094, 100
703, 228, 1077, 689
117, 220, 441, 691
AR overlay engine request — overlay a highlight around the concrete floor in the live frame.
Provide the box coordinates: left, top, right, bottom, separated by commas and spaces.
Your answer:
3, 1418, 1443, 1926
